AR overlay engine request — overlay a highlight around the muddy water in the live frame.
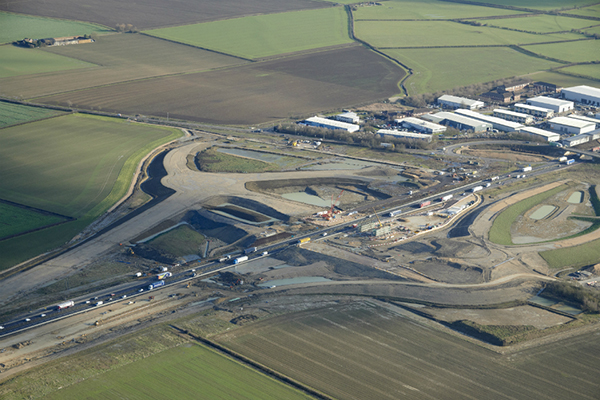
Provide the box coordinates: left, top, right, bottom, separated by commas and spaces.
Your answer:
530, 205, 556, 220
567, 191, 583, 204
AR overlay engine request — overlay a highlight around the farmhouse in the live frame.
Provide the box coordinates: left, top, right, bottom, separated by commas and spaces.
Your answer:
455, 109, 524, 132
514, 103, 554, 118
561, 85, 600, 106
395, 117, 446, 134
334, 112, 360, 124
527, 96, 573, 113
493, 109, 533, 125
437, 95, 484, 110
517, 127, 560, 142
303, 117, 359, 133
549, 116, 596, 135
567, 114, 600, 129
562, 134, 590, 147
424, 112, 491, 132
376, 129, 432, 142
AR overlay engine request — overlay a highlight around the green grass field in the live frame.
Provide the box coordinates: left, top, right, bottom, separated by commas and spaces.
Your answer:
384, 47, 560, 94
540, 237, 600, 269
489, 184, 569, 245
196, 148, 279, 173
147, 224, 206, 257
475, 14, 597, 33
145, 7, 352, 59
0, 202, 66, 240
562, 3, 600, 17
558, 64, 600, 80
0, 45, 95, 78
0, 101, 63, 128
472, 0, 598, 10
583, 25, 600, 36
527, 70, 600, 88
0, 11, 109, 44
522, 39, 599, 63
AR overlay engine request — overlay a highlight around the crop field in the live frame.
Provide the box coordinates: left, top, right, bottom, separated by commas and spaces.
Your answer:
0, 0, 330, 30
36, 46, 405, 125
559, 64, 600, 80
384, 47, 560, 94
0, 202, 66, 240
540, 237, 600, 269
0, 101, 62, 128
522, 39, 599, 63
355, 20, 582, 48
147, 225, 206, 257
0, 11, 108, 44
215, 302, 600, 400
0, 35, 245, 99
352, 0, 529, 20
474, 14, 598, 33
145, 7, 352, 59
0, 45, 94, 78
473, 0, 598, 9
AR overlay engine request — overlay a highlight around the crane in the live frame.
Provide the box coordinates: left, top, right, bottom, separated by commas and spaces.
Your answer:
372, 207, 383, 227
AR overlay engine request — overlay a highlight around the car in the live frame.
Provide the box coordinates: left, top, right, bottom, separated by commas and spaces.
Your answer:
138, 289, 144, 292
0, 326, 3, 330
93, 297, 98, 300
25, 318, 31, 322
121, 295, 127, 299
85, 300, 91, 304
108, 298, 113, 301
110, 293, 116, 297
40, 313, 46, 317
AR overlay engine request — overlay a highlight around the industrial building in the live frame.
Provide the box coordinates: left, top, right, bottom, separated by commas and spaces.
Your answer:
548, 116, 596, 135
527, 96, 574, 113
562, 134, 590, 147
303, 116, 359, 133
376, 129, 432, 142
424, 112, 492, 132
455, 109, 524, 132
395, 117, 447, 134
568, 114, 600, 129
514, 103, 554, 118
517, 126, 560, 142
335, 111, 360, 124
437, 95, 484, 110
588, 129, 600, 141
561, 85, 600, 106
493, 109, 533, 125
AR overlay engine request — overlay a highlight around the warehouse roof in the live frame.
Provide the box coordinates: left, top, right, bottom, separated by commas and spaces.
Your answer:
432, 112, 491, 127
518, 126, 560, 140
562, 85, 600, 97
377, 129, 432, 140
528, 96, 573, 107
549, 116, 595, 128
455, 109, 524, 130
494, 108, 530, 118
304, 116, 359, 131
396, 117, 446, 131
567, 114, 600, 124
437, 95, 484, 107
514, 103, 553, 113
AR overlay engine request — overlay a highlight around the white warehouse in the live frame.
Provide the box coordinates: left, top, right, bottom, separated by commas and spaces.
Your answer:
549, 116, 596, 135
527, 96, 574, 113
335, 111, 360, 124
562, 134, 590, 147
517, 126, 560, 142
437, 95, 484, 110
303, 116, 359, 133
493, 109, 533, 125
514, 103, 554, 118
568, 114, 600, 129
561, 85, 600, 106
395, 117, 447, 134
455, 109, 524, 132
376, 129, 433, 142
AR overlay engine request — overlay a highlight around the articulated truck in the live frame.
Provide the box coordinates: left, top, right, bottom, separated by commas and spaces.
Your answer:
148, 280, 165, 290
57, 300, 75, 310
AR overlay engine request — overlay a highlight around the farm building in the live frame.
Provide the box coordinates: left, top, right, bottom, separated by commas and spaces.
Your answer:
517, 126, 560, 142
567, 114, 600, 129
549, 116, 596, 135
437, 95, 484, 110
514, 103, 554, 118
395, 117, 446, 134
493, 109, 533, 125
562, 134, 590, 147
561, 85, 600, 106
455, 109, 524, 132
303, 117, 359, 133
335, 112, 360, 124
424, 112, 491, 132
376, 129, 432, 142
527, 96, 573, 113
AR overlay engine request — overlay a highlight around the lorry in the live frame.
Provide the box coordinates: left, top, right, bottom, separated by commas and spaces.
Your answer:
559, 156, 568, 163
388, 209, 402, 217
566, 159, 575, 165
219, 255, 232, 262
134, 272, 142, 278
244, 247, 258, 255
297, 237, 311, 245
471, 186, 483, 193
522, 166, 532, 172
148, 280, 165, 290
95, 301, 103, 306
233, 256, 248, 264
57, 300, 75, 310
440, 195, 453, 202
489, 176, 499, 181
157, 272, 172, 280
419, 201, 431, 208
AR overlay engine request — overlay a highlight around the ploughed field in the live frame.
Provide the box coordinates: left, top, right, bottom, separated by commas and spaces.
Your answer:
215, 301, 600, 400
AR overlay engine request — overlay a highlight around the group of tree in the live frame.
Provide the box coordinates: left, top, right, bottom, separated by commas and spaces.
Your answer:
116, 24, 139, 33
544, 281, 600, 313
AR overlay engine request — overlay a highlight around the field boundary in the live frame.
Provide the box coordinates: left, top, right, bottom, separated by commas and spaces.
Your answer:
0, 199, 74, 242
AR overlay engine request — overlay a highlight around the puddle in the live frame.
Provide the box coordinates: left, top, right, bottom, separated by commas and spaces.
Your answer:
528, 296, 557, 307
258, 277, 332, 287
567, 191, 583, 204
282, 192, 330, 207
530, 205, 556, 220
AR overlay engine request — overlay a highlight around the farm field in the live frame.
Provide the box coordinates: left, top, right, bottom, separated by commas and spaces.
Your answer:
147, 225, 206, 257
562, 3, 600, 17
215, 302, 600, 400
0, 34, 245, 99
474, 14, 598, 33
354, 20, 583, 48
0, 101, 63, 128
36, 46, 405, 125
473, 0, 598, 10
145, 7, 352, 59
383, 47, 560, 94
0, 11, 108, 44
559, 64, 600, 80
583, 25, 600, 36
0, 202, 66, 240
540, 237, 600, 269
0, 45, 94, 78
528, 71, 600, 88
522, 39, 599, 63
0, 0, 331, 30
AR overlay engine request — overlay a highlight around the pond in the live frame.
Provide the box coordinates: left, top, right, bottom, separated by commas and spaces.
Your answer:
567, 191, 583, 204
216, 147, 299, 167
258, 276, 332, 287
282, 192, 331, 207
530, 205, 556, 220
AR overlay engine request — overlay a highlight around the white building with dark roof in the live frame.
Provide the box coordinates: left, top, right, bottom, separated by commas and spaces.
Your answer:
455, 109, 524, 132
517, 126, 560, 142
561, 85, 600, 106
549, 116, 595, 135
303, 116, 359, 132
395, 117, 446, 134
437, 95, 484, 110
527, 96, 573, 113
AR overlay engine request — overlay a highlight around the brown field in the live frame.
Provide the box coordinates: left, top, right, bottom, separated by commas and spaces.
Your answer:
0, 34, 245, 99
36, 46, 406, 124
0, 0, 331, 30
215, 301, 600, 400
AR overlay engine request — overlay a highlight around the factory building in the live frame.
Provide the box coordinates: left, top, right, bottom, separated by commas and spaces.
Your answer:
567, 114, 600, 129
454, 109, 524, 132
562, 134, 590, 147
376, 129, 432, 142
303, 116, 359, 132
517, 126, 560, 142
424, 112, 492, 132
335, 111, 360, 124
437, 95, 485, 110
493, 109, 533, 125
395, 117, 447, 134
548, 116, 596, 135
514, 103, 554, 118
561, 85, 600, 106
526, 96, 574, 113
